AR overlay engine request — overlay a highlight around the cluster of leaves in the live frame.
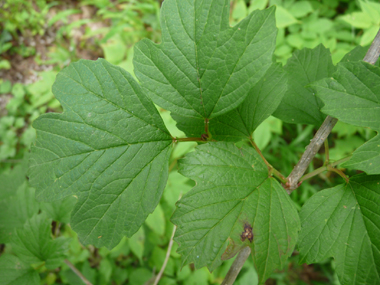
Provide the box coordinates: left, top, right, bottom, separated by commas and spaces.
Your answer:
0, 0, 53, 37
230, 0, 371, 64
0, 160, 73, 284
1, 155, 254, 284
26, 0, 380, 284
0, 72, 59, 169
2, 1, 380, 285
339, 0, 380, 46
0, 0, 57, 68
39, 0, 162, 72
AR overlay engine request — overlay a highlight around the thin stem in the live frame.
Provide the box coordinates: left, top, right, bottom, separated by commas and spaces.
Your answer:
204, 118, 209, 135
34, 262, 46, 270
168, 160, 177, 172
248, 137, 287, 184
327, 166, 350, 183
324, 139, 329, 165
299, 156, 352, 183
175, 137, 206, 142
64, 259, 93, 285
249, 137, 271, 168
270, 167, 287, 184
54, 222, 61, 237
153, 225, 176, 285
221, 246, 251, 285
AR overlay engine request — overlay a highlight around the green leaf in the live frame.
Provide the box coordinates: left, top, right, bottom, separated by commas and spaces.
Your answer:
40, 196, 77, 224
171, 142, 300, 283
360, 26, 380, 47
0, 160, 39, 243
0, 183, 39, 243
0, 162, 28, 200
232, 0, 248, 23
172, 63, 287, 141
311, 61, 380, 174
342, 135, 380, 174
11, 214, 70, 269
275, 6, 299, 28
145, 204, 165, 236
163, 171, 193, 212
340, 46, 368, 63
0, 254, 39, 285
128, 226, 145, 264
248, 0, 268, 13
298, 174, 380, 285
149, 246, 176, 276
134, 1, 277, 120
101, 34, 127, 65
273, 44, 336, 125
129, 268, 152, 285
312, 61, 380, 131
183, 267, 210, 285
288, 1, 313, 18
252, 117, 272, 150
339, 12, 373, 29
29, 59, 173, 249
359, 0, 380, 25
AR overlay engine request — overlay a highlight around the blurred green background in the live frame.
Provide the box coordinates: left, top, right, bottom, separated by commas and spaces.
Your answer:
0, 0, 378, 284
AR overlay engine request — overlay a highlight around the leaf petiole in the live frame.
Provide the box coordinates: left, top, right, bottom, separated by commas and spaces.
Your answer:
249, 136, 287, 183
324, 139, 330, 165
299, 156, 352, 183
174, 137, 209, 142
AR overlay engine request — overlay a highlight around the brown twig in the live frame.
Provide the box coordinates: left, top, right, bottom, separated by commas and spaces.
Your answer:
285, 116, 338, 192
221, 246, 251, 285
363, 29, 380, 64
64, 259, 93, 285
285, 28, 380, 193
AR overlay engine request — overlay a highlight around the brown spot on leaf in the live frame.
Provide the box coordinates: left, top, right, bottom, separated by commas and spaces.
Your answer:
240, 223, 253, 243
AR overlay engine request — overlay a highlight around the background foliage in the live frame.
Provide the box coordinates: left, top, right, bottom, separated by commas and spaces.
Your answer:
0, 0, 377, 284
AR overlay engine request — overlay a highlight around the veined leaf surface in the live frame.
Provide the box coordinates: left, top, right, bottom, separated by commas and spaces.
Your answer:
0, 161, 39, 243
0, 254, 39, 285
273, 44, 336, 125
311, 61, 380, 174
298, 174, 380, 285
134, 0, 277, 120
172, 63, 287, 141
11, 214, 69, 270
171, 142, 300, 283
29, 59, 173, 248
